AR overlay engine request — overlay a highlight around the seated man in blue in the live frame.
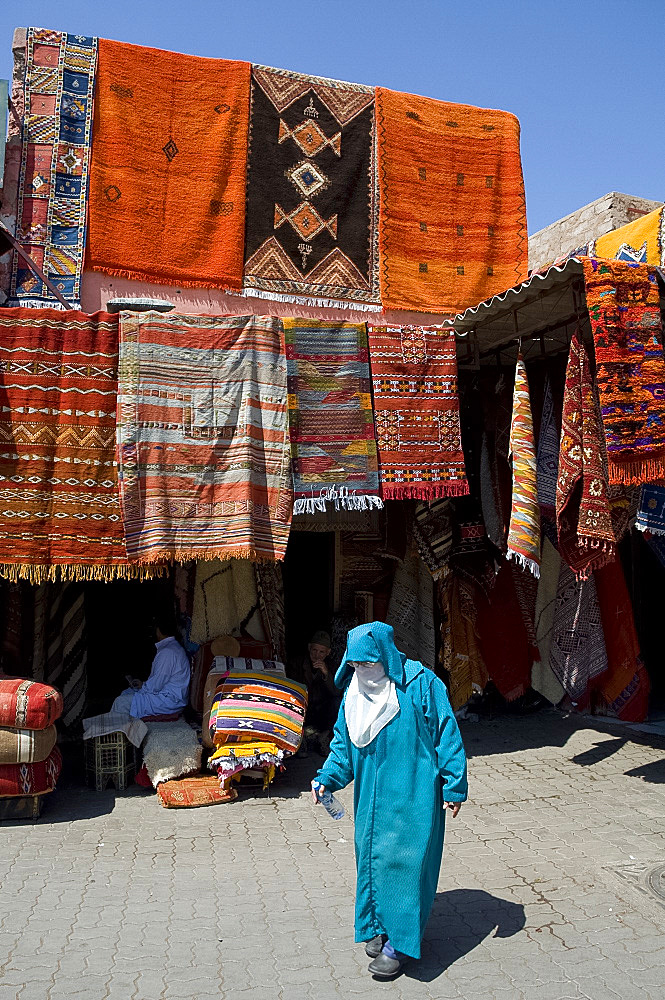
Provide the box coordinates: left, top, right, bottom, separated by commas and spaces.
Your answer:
112, 612, 190, 720
312, 621, 467, 979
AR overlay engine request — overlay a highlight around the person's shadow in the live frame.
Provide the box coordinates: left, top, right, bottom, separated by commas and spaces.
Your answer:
405, 889, 526, 982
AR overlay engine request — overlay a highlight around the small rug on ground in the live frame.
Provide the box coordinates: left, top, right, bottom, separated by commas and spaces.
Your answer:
157, 774, 237, 808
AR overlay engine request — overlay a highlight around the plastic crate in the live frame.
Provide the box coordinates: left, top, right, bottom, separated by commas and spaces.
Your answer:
84, 732, 137, 791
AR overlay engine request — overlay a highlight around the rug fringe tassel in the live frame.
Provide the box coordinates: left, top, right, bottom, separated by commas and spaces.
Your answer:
88, 263, 244, 294
0, 562, 166, 584
234, 286, 384, 313
130, 549, 285, 566
382, 482, 469, 501
635, 523, 665, 537
506, 550, 541, 579
294, 488, 384, 516
608, 456, 665, 486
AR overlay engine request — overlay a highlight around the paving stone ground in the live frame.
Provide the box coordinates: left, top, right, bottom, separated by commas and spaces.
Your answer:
2, 709, 665, 1000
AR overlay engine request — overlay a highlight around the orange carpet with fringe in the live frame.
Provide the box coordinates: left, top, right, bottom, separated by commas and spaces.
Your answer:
376, 88, 527, 313
0, 309, 138, 582
87, 38, 250, 290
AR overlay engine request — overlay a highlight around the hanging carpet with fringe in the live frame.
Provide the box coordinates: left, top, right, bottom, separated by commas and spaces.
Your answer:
0, 308, 132, 582
116, 312, 292, 564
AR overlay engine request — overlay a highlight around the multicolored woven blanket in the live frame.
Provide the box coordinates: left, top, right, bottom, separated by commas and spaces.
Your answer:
243, 66, 380, 309
583, 258, 665, 484
556, 331, 616, 579
375, 88, 527, 313
0, 309, 130, 581
10, 28, 98, 307
283, 320, 382, 513
506, 354, 540, 578
87, 39, 250, 291
367, 325, 468, 499
116, 312, 292, 564
210, 672, 307, 754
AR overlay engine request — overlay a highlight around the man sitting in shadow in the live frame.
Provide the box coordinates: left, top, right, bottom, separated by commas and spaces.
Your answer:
288, 630, 340, 757
111, 610, 190, 720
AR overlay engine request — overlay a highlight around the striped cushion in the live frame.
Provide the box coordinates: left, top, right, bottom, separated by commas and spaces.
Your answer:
0, 747, 62, 798
210, 672, 307, 754
0, 724, 57, 764
0, 679, 63, 730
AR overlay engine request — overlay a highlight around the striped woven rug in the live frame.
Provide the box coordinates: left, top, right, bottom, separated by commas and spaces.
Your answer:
116, 312, 293, 564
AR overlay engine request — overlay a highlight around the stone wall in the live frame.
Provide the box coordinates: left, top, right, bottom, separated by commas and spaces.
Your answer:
528, 191, 664, 272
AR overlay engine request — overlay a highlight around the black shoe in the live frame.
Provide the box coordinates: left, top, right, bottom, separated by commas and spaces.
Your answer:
365, 934, 387, 959
368, 952, 405, 979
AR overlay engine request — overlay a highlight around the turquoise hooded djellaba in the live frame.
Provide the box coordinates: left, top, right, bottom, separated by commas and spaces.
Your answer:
315, 622, 468, 960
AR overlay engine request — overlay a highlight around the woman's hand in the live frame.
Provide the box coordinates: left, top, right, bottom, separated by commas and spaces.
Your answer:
311, 781, 324, 804
444, 802, 462, 818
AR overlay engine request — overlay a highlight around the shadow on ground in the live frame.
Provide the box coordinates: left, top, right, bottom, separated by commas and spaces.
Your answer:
406, 889, 526, 983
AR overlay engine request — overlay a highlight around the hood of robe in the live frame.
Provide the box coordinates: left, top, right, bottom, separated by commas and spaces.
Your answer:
334, 622, 408, 690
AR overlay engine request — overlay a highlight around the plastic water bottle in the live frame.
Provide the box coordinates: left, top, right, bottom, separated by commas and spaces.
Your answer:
312, 780, 345, 820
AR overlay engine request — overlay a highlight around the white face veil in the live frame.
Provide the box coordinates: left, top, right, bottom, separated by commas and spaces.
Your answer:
344, 661, 400, 748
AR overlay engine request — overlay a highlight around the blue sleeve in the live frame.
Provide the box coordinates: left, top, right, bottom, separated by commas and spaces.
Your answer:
141, 649, 172, 695
315, 698, 353, 793
423, 675, 468, 803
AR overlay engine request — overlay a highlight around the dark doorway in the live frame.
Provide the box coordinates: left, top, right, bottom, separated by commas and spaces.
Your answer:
282, 531, 334, 663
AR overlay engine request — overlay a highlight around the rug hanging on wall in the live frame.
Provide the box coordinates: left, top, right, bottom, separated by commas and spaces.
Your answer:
583, 258, 665, 484
386, 542, 436, 671
536, 375, 559, 544
592, 206, 665, 266
367, 325, 468, 499
506, 353, 540, 578
283, 320, 382, 513
635, 483, 665, 536
0, 309, 132, 581
375, 88, 527, 313
556, 330, 616, 579
10, 28, 97, 307
548, 562, 608, 705
87, 38, 250, 290
116, 312, 293, 564
242, 65, 380, 309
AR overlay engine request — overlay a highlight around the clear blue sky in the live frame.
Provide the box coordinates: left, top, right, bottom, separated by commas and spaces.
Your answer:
2, 0, 663, 235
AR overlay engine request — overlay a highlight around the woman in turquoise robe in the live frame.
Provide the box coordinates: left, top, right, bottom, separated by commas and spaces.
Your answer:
314, 622, 468, 968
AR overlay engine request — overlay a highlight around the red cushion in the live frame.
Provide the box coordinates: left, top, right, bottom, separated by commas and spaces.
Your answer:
141, 712, 181, 722
0, 746, 62, 797
0, 679, 63, 730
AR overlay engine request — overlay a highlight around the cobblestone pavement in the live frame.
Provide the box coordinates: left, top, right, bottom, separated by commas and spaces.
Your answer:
2, 710, 665, 1000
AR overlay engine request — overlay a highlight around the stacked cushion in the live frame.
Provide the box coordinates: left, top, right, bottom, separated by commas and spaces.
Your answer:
0, 679, 63, 799
209, 672, 308, 755
0, 747, 62, 798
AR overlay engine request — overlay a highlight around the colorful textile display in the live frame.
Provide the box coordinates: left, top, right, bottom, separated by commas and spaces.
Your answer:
476, 562, 533, 702
10, 28, 97, 307
256, 562, 287, 663
532, 538, 565, 706
593, 206, 665, 266
375, 88, 527, 313
536, 375, 559, 543
0, 309, 131, 581
593, 561, 649, 722
283, 320, 382, 512
157, 775, 237, 808
0, 746, 62, 797
507, 354, 540, 577
243, 66, 380, 309
210, 672, 307, 754
87, 39, 250, 290
548, 563, 608, 704
583, 258, 665, 484
42, 584, 88, 728
0, 679, 63, 730
367, 325, 468, 499
0, 723, 56, 764
438, 568, 485, 709
116, 312, 292, 563
386, 542, 436, 671
413, 500, 453, 579
190, 559, 258, 645
636, 484, 665, 536
556, 331, 616, 579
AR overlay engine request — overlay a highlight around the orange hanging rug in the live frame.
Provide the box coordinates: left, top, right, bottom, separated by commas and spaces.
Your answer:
375, 88, 527, 313
87, 38, 250, 290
